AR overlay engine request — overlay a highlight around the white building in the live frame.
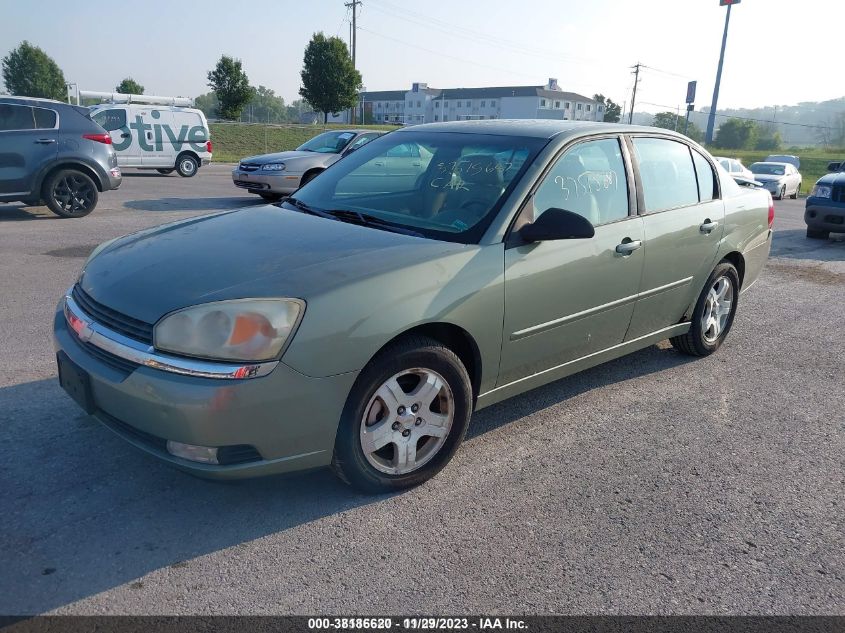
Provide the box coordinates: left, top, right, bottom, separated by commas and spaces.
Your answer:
336, 79, 604, 125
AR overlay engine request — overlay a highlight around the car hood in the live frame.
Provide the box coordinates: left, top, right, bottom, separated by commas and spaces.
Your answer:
750, 174, 783, 183
79, 206, 466, 324
240, 150, 335, 164
814, 172, 845, 186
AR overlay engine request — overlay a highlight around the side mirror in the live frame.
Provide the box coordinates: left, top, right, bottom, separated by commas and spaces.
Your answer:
520, 208, 595, 243
827, 162, 841, 172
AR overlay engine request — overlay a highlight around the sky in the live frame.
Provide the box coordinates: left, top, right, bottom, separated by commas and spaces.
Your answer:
1, 0, 843, 114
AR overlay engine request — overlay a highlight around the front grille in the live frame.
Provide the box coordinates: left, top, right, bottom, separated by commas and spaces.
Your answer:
98, 413, 263, 465
72, 285, 154, 345
233, 180, 268, 190
79, 338, 140, 375
833, 185, 845, 204
238, 162, 260, 172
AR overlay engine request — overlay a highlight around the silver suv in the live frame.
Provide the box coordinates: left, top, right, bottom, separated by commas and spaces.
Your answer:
0, 96, 121, 217
231, 129, 383, 201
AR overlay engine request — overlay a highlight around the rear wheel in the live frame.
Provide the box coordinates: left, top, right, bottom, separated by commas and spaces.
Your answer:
176, 154, 198, 177
43, 169, 98, 218
331, 335, 472, 493
806, 228, 829, 240
670, 261, 739, 357
156, 168, 174, 175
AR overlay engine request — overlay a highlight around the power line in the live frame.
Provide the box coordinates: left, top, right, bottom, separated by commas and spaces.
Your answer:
638, 101, 836, 130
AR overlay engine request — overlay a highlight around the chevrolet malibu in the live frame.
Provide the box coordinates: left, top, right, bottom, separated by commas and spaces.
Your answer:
55, 120, 773, 493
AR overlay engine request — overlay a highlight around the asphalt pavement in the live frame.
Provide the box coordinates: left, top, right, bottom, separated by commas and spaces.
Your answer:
1, 167, 843, 615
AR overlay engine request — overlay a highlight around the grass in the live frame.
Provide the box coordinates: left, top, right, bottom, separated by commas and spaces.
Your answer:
209, 122, 395, 163
715, 148, 845, 192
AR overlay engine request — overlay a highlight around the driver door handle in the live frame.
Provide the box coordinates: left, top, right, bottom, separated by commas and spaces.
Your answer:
700, 220, 719, 233
615, 240, 642, 255
34, 138, 56, 144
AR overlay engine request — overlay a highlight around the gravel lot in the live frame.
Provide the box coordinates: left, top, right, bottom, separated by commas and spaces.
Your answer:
1, 166, 843, 615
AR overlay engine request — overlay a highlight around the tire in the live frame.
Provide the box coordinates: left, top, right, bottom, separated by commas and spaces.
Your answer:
670, 261, 740, 357
790, 182, 800, 199
777, 185, 786, 200
331, 335, 473, 493
156, 168, 174, 175
42, 169, 98, 218
175, 154, 199, 177
806, 228, 829, 240
259, 192, 283, 202
300, 170, 321, 187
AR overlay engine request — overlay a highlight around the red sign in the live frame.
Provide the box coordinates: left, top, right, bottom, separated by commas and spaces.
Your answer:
720, 0, 741, 5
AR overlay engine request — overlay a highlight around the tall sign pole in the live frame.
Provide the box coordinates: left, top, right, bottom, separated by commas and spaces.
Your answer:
685, 80, 697, 136
705, 0, 740, 145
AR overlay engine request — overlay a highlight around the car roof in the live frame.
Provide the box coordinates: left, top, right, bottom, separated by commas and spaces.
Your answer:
1, 95, 70, 107
391, 119, 703, 143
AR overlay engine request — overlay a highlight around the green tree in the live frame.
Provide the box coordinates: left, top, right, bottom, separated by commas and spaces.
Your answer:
246, 85, 287, 123
651, 111, 703, 142
299, 33, 362, 123
194, 92, 219, 119
593, 94, 622, 123
1, 41, 66, 100
754, 124, 782, 151
714, 118, 759, 150
207, 56, 254, 120
115, 77, 144, 94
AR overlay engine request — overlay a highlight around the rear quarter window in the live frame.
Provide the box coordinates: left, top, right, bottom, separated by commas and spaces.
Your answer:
33, 107, 57, 129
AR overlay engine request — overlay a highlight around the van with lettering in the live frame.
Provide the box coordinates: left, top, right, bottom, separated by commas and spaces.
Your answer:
89, 104, 212, 177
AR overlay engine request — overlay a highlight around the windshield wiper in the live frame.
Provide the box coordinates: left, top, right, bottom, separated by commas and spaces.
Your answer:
323, 209, 425, 237
285, 197, 338, 221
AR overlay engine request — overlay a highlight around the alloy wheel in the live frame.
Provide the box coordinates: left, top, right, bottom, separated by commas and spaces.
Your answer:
52, 174, 95, 215
701, 276, 733, 343
360, 368, 454, 475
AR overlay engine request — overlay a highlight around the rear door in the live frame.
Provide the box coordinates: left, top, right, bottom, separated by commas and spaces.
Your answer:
0, 103, 58, 197
625, 136, 724, 339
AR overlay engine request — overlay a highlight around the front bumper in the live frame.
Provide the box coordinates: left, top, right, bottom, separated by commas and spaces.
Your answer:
231, 168, 303, 195
53, 303, 358, 480
759, 181, 785, 196
805, 199, 845, 232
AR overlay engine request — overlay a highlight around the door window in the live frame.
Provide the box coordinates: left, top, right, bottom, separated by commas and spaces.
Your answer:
347, 133, 380, 152
632, 137, 699, 212
33, 108, 57, 129
532, 138, 629, 226
692, 150, 716, 202
0, 104, 35, 131
92, 109, 127, 132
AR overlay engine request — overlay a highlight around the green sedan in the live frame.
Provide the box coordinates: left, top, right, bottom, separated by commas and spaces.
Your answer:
54, 120, 773, 493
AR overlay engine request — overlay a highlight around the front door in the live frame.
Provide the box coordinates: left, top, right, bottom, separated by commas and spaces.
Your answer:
0, 103, 58, 197
625, 137, 725, 339
499, 136, 645, 386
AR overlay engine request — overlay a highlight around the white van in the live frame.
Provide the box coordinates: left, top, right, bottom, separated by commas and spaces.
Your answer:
89, 104, 212, 177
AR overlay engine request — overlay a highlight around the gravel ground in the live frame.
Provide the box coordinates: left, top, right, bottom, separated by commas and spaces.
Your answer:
1, 168, 842, 615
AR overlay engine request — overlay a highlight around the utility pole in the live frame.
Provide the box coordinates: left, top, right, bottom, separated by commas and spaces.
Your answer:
345, 0, 362, 124
706, 0, 740, 145
628, 63, 641, 125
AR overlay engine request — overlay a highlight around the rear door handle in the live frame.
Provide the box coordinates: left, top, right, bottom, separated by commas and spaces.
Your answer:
373, 162, 385, 167
615, 240, 642, 255
35, 138, 56, 144
700, 220, 719, 233
120, 133, 130, 139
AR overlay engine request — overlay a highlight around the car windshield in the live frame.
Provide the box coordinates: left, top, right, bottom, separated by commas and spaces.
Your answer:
296, 131, 357, 154
750, 163, 785, 175
285, 131, 547, 243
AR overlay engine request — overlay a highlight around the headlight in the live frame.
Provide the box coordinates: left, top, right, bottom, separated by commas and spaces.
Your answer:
154, 299, 304, 362
261, 163, 285, 171
811, 185, 832, 199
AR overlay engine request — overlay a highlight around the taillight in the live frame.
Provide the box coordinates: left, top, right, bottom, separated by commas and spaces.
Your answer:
768, 194, 775, 228
83, 133, 112, 144
206, 140, 213, 153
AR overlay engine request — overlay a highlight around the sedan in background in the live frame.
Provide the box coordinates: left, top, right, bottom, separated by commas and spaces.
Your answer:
55, 121, 772, 493
749, 161, 802, 200
716, 156, 755, 182
231, 129, 384, 201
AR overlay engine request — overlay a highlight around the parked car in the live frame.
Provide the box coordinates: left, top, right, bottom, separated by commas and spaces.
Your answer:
54, 121, 772, 493
89, 103, 212, 177
0, 96, 121, 217
715, 156, 755, 182
231, 129, 384, 201
765, 154, 800, 170
748, 161, 802, 199
804, 159, 845, 239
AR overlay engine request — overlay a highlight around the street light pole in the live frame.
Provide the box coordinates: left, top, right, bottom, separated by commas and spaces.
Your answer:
705, 1, 739, 145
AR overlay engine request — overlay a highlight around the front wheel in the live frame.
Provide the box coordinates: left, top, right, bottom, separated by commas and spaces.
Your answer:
176, 154, 199, 177
43, 169, 98, 218
670, 261, 740, 357
259, 192, 283, 202
331, 335, 473, 493
777, 185, 786, 200
790, 182, 800, 199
